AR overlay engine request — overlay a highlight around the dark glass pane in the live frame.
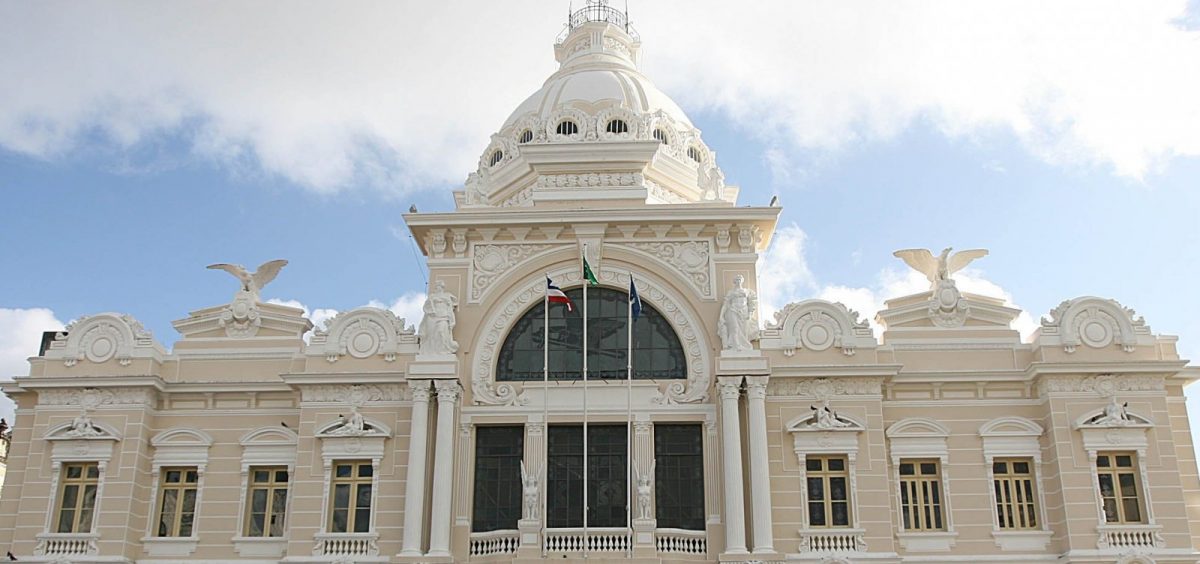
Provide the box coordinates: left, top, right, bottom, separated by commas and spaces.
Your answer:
57, 509, 75, 533
1116, 455, 1133, 467
358, 464, 373, 478
993, 461, 1007, 474
547, 425, 628, 528
86, 464, 99, 479
331, 509, 348, 533
355, 484, 372, 508
354, 508, 371, 532
249, 513, 265, 537
185, 470, 198, 483
899, 463, 914, 476
472, 426, 524, 532
827, 458, 845, 472
1013, 461, 1030, 474
253, 470, 270, 483
1118, 473, 1137, 495
830, 477, 847, 501
276, 470, 289, 482
808, 502, 825, 526
1097, 455, 1111, 468
547, 426, 584, 528
654, 424, 705, 530
1098, 474, 1115, 497
158, 490, 178, 536
1103, 498, 1119, 522
1123, 498, 1141, 522
336, 465, 352, 478
66, 465, 82, 479
333, 484, 350, 510
252, 489, 268, 513
933, 505, 943, 529
806, 458, 822, 472
920, 462, 937, 475
807, 478, 824, 501
832, 502, 849, 526
61, 484, 79, 509
166, 470, 182, 483
180, 512, 194, 537
497, 288, 687, 381
270, 490, 288, 536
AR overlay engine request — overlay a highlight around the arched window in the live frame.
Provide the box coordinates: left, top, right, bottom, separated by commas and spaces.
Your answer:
519, 129, 534, 144
653, 128, 668, 144
605, 119, 629, 134
489, 150, 504, 166
687, 146, 703, 163
497, 287, 686, 381
556, 120, 579, 135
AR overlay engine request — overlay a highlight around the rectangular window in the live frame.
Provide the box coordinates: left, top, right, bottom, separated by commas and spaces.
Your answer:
329, 461, 373, 533
992, 458, 1038, 530
1096, 452, 1144, 524
654, 424, 705, 530
806, 455, 851, 528
245, 466, 289, 537
472, 426, 524, 532
547, 425, 627, 528
56, 462, 100, 533
898, 459, 944, 531
156, 466, 199, 537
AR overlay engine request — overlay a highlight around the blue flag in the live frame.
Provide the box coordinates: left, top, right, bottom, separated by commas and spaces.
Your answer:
629, 276, 642, 321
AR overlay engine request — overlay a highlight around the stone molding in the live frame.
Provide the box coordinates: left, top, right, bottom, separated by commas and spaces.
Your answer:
37, 386, 157, 408
299, 383, 410, 404
766, 377, 882, 399
1036, 374, 1164, 397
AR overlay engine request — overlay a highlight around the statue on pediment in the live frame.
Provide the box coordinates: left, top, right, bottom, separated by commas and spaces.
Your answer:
329, 407, 370, 436
893, 247, 988, 289
65, 410, 102, 438
1089, 397, 1134, 426
206, 259, 288, 303
807, 401, 853, 429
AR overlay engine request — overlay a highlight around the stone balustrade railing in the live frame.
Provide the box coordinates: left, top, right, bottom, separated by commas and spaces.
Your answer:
655, 527, 707, 555
469, 529, 520, 556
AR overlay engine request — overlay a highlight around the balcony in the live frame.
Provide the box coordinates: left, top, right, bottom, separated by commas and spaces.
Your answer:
312, 532, 381, 559
798, 528, 867, 553
544, 527, 631, 554
655, 528, 707, 556
34, 532, 98, 557
469, 529, 520, 557
1097, 523, 1165, 550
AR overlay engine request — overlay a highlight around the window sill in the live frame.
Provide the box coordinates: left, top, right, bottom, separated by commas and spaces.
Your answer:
896, 531, 957, 552
232, 535, 289, 557
992, 529, 1052, 551
140, 536, 199, 557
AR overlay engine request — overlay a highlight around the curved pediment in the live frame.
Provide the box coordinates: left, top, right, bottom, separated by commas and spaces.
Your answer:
786, 402, 865, 432
315, 411, 392, 438
762, 299, 875, 356
1038, 296, 1152, 353
308, 306, 416, 363
886, 417, 951, 438
979, 416, 1044, 437
1075, 399, 1153, 429
44, 312, 164, 367
240, 426, 299, 446
151, 427, 215, 447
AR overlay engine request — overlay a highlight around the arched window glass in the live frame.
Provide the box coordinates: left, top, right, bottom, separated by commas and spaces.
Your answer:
606, 119, 629, 134
687, 146, 703, 163
653, 128, 668, 144
489, 150, 504, 166
497, 287, 686, 381
519, 129, 534, 144
556, 120, 579, 135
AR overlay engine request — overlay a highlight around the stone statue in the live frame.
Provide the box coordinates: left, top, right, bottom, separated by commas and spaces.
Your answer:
419, 281, 459, 355
330, 407, 369, 436
717, 274, 757, 351
65, 410, 101, 438
1091, 397, 1133, 426
520, 461, 540, 520
635, 461, 655, 520
206, 259, 289, 302
808, 401, 852, 429
892, 247, 989, 289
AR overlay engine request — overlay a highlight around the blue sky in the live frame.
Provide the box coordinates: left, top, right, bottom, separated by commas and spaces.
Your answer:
2, 1, 1200, 452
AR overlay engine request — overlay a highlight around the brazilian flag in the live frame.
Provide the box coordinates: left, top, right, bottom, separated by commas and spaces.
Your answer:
582, 255, 599, 286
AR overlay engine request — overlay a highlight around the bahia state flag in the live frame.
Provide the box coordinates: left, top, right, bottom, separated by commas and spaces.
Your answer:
546, 277, 575, 312
629, 276, 642, 321
582, 254, 599, 286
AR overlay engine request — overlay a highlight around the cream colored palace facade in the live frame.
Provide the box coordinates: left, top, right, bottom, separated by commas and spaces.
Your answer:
3, 4, 1200, 564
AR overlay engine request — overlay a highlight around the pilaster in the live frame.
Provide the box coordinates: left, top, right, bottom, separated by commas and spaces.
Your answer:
744, 375, 776, 555
631, 417, 657, 558
399, 380, 432, 557
427, 380, 461, 557
717, 376, 748, 556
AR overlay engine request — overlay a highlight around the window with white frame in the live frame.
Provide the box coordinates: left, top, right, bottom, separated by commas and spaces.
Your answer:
898, 459, 945, 531
155, 467, 200, 537
978, 415, 1051, 550
55, 462, 100, 534
234, 425, 297, 550
329, 460, 374, 533
992, 458, 1039, 530
245, 467, 290, 537
806, 455, 852, 528
1096, 452, 1145, 524
40, 414, 120, 555
885, 417, 956, 551
143, 428, 212, 556
786, 404, 866, 545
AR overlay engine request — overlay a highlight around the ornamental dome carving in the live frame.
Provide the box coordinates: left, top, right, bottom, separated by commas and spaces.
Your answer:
459, 1, 736, 209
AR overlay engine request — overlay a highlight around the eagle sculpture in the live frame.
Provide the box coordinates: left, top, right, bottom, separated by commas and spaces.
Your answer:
206, 259, 288, 302
892, 247, 988, 288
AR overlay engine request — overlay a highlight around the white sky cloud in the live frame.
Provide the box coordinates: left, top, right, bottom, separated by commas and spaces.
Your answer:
0, 308, 65, 423
1, 1, 1197, 193
758, 224, 1038, 339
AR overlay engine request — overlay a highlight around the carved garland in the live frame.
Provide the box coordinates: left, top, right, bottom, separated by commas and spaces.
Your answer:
299, 384, 411, 404
37, 387, 156, 408
470, 243, 555, 303
766, 377, 883, 399
621, 241, 713, 300
471, 264, 711, 406
1037, 374, 1164, 398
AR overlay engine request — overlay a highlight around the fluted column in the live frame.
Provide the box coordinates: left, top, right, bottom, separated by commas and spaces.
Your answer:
717, 376, 748, 554
400, 380, 432, 556
745, 376, 775, 554
427, 380, 461, 557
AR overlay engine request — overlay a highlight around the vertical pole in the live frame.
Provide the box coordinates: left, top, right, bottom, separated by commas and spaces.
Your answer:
542, 275, 550, 556
582, 244, 589, 558
626, 273, 634, 553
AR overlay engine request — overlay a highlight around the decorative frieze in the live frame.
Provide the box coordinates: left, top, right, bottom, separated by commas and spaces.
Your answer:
535, 172, 643, 189
622, 240, 713, 299
1036, 374, 1164, 397
299, 383, 410, 404
37, 387, 156, 408
470, 243, 555, 302
766, 377, 882, 399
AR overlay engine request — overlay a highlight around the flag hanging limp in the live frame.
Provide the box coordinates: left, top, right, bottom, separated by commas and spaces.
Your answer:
547, 276, 575, 312
629, 276, 642, 321
582, 255, 599, 286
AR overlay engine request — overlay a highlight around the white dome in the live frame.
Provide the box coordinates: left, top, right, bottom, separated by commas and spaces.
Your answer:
502, 66, 694, 132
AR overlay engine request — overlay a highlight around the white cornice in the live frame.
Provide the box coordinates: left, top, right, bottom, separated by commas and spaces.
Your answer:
280, 372, 408, 386
767, 364, 903, 378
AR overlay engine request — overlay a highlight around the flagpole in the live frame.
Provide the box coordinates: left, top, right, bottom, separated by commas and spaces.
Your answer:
626, 273, 634, 554
542, 274, 550, 558
582, 244, 589, 559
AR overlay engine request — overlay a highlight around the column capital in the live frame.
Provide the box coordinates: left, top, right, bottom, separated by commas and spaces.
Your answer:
745, 376, 769, 400
410, 379, 433, 402
717, 376, 744, 400
634, 421, 653, 436
434, 379, 462, 403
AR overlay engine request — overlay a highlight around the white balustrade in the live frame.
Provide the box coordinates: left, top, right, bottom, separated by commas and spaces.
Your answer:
469, 529, 520, 556
35, 533, 99, 556
544, 528, 631, 553
1097, 524, 1165, 549
312, 532, 380, 557
655, 528, 708, 555
798, 528, 867, 553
